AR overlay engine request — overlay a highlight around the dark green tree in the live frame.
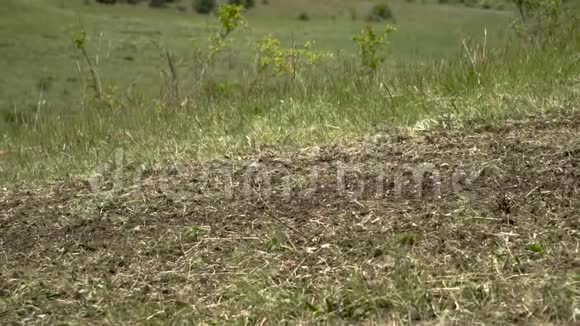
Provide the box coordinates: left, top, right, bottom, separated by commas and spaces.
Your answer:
194, 0, 216, 14
228, 0, 255, 9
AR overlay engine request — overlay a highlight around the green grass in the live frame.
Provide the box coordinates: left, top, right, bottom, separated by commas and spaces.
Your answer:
0, 0, 510, 111
1, 2, 580, 323
2, 113, 580, 324
0, 0, 578, 183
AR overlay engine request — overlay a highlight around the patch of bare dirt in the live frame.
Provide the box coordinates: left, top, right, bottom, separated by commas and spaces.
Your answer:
1, 111, 579, 324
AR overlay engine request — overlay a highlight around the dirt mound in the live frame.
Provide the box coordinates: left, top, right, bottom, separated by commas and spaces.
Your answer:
1, 112, 579, 324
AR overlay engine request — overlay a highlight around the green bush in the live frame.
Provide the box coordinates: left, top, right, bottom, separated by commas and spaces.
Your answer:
193, 0, 216, 14
95, 0, 149, 4
149, 0, 167, 7
463, 0, 478, 7
352, 25, 396, 71
298, 12, 310, 21
481, 1, 492, 9
366, 2, 395, 22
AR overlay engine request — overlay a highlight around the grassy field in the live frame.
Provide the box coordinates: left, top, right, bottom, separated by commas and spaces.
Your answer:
1, 0, 579, 324
3, 111, 580, 324
0, 0, 511, 112
0, 0, 521, 181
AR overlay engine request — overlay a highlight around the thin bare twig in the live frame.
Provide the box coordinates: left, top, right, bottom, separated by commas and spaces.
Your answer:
79, 45, 103, 100
164, 49, 179, 101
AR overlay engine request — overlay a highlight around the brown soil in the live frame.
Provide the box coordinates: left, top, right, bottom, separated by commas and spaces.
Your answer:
1, 111, 579, 324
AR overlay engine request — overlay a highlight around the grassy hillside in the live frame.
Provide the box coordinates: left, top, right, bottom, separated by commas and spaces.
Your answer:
2, 110, 580, 324
0, 0, 577, 182
0, 1, 579, 324
0, 0, 539, 182
0, 0, 511, 113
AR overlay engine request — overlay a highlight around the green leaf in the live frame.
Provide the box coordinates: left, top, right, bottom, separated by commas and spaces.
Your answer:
74, 31, 86, 50
303, 300, 318, 312
526, 243, 544, 253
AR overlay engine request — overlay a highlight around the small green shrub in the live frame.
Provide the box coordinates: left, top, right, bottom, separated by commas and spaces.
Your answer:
216, 4, 245, 38
256, 36, 329, 76
193, 0, 216, 14
194, 4, 246, 87
366, 2, 395, 22
352, 25, 396, 71
298, 12, 310, 21
203, 4, 245, 61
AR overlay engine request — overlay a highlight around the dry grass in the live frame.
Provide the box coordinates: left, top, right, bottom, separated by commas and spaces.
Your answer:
1, 1, 579, 324
1, 110, 579, 324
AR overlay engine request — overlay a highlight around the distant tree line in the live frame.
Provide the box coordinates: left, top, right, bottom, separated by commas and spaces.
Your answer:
94, 0, 255, 13
194, 0, 255, 13
94, 0, 177, 7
